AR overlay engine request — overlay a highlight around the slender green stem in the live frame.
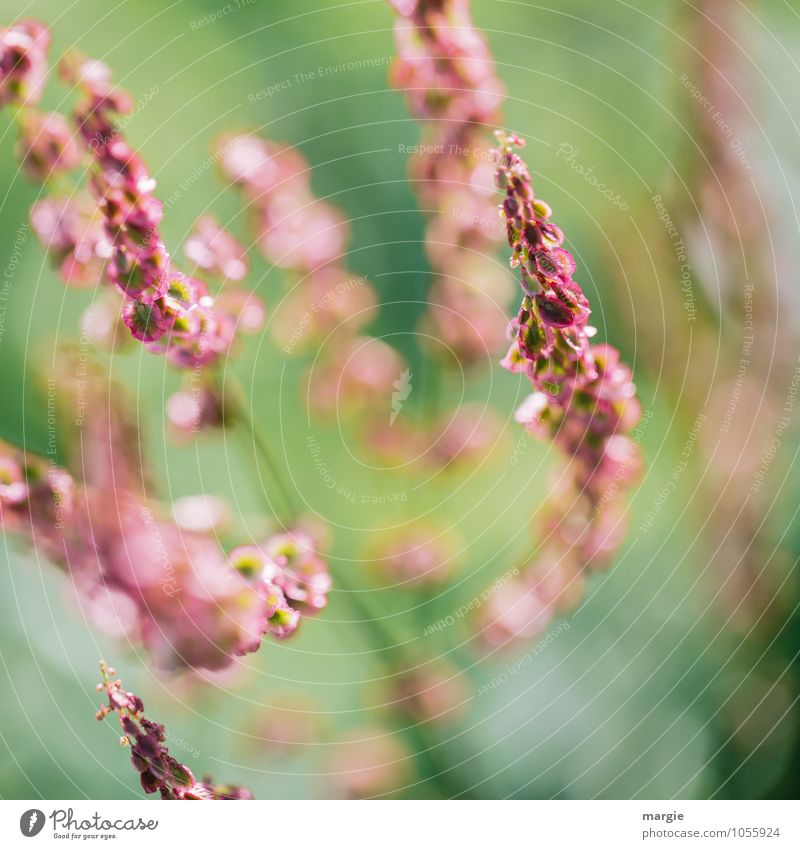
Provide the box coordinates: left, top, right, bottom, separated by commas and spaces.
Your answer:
334, 569, 470, 798
421, 356, 441, 420
218, 371, 297, 526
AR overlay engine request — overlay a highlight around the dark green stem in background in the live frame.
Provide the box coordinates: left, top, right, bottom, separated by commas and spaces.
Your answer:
220, 370, 469, 797
334, 568, 472, 799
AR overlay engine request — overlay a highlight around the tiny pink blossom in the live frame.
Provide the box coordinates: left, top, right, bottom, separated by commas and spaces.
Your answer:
184, 215, 249, 281
16, 111, 81, 181
0, 19, 50, 107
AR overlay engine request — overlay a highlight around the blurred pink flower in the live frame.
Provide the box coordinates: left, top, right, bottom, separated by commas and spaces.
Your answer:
16, 110, 81, 181
271, 266, 377, 354
325, 727, 411, 799
394, 661, 470, 724
0, 19, 50, 107
0, 375, 309, 671
371, 525, 458, 587
216, 132, 348, 272
262, 530, 332, 614
307, 336, 406, 418
184, 215, 248, 282
30, 192, 112, 286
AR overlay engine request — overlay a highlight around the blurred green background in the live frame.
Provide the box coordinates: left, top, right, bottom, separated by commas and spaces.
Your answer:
0, 0, 799, 799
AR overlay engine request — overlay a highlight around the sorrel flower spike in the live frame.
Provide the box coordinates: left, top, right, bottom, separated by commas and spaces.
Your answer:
216, 130, 404, 423
96, 662, 252, 799
387, 0, 510, 371
496, 131, 597, 399
480, 132, 643, 646
0, 435, 304, 669
0, 32, 263, 369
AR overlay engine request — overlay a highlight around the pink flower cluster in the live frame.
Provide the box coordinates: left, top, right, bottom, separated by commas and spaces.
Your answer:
481, 133, 643, 646
217, 132, 405, 420
229, 530, 333, 638
96, 662, 252, 799
389, 0, 504, 130
0, 19, 49, 107
388, 0, 510, 370
270, 267, 376, 356
0, 25, 265, 368
184, 215, 249, 282
16, 109, 80, 180
0, 424, 324, 670
30, 192, 112, 286
371, 525, 457, 587
65, 57, 252, 365
362, 402, 501, 469
216, 132, 348, 272
496, 132, 641, 473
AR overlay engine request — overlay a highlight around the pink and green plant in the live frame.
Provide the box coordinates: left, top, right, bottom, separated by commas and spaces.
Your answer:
0, 5, 643, 799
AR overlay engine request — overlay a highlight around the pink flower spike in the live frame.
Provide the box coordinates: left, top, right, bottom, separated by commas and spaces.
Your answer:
96, 662, 253, 799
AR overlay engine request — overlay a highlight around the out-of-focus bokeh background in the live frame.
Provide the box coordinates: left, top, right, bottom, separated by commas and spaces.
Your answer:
1, 0, 799, 799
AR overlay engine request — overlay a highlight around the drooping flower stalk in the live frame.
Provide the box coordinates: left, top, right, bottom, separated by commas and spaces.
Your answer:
62, 55, 254, 365
0, 26, 265, 370
95, 662, 252, 798
0, 22, 334, 668
1, 21, 296, 520
0, 437, 301, 669
480, 133, 642, 646
383, 0, 511, 470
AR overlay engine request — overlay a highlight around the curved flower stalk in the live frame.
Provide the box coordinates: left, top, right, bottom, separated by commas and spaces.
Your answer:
387, 0, 511, 371
64, 54, 262, 365
0, 27, 265, 373
96, 662, 252, 798
1, 23, 111, 286
0, 435, 307, 669
480, 133, 643, 646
